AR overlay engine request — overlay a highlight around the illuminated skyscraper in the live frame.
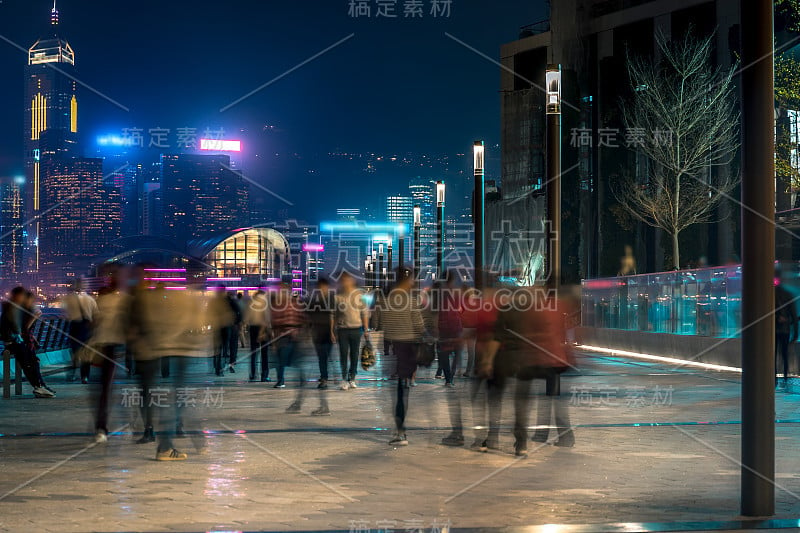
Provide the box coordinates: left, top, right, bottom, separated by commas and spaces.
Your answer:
0, 176, 25, 280
385, 196, 413, 226
24, 1, 78, 271
38, 156, 122, 278
160, 154, 250, 247
408, 177, 436, 278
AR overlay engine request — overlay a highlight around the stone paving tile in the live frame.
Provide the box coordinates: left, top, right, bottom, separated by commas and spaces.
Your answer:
1, 351, 800, 531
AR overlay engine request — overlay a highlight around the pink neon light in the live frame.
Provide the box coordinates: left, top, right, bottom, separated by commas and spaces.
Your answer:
207, 277, 242, 282
145, 277, 187, 282
302, 243, 325, 252
199, 138, 241, 152
148, 286, 187, 290
143, 268, 187, 272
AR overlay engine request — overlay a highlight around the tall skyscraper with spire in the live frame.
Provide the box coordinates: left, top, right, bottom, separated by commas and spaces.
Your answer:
23, 1, 78, 272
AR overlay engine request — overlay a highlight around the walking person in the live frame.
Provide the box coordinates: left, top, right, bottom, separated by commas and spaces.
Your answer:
460, 286, 480, 377
246, 290, 271, 382
485, 287, 576, 456
307, 278, 335, 392
432, 270, 463, 387
90, 266, 129, 443
1, 287, 53, 398
62, 280, 97, 383
374, 267, 428, 446
210, 286, 235, 377
228, 291, 244, 372
775, 276, 798, 388
270, 280, 306, 397
334, 272, 369, 390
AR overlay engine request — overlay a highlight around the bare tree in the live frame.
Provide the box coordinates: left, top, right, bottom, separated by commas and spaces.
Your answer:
613, 31, 740, 270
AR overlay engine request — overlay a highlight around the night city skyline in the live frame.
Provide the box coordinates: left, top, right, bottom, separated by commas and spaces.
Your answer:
0, 0, 543, 221
2, 1, 798, 530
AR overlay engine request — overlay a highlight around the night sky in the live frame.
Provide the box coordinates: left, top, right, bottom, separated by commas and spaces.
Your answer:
0, 0, 546, 220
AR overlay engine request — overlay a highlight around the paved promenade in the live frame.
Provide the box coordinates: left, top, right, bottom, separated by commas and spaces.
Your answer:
2, 343, 800, 532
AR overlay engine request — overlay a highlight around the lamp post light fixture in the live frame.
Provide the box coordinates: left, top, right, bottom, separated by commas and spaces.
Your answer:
387, 241, 393, 289
546, 64, 562, 293
473, 140, 485, 289
397, 225, 405, 271
413, 205, 421, 279
378, 243, 384, 292
435, 181, 445, 280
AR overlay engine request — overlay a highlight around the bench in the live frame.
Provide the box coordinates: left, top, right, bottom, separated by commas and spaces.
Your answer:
2, 349, 23, 398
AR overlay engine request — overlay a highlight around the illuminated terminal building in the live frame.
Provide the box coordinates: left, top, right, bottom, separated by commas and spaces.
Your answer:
24, 1, 78, 272
103, 227, 293, 291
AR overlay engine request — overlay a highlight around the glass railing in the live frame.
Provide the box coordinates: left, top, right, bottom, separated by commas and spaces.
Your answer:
581, 264, 760, 338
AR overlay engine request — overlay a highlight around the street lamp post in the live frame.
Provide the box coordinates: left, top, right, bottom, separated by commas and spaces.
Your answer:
372, 248, 383, 288
546, 64, 562, 293
387, 241, 393, 290
545, 64, 563, 398
436, 181, 446, 280
398, 227, 405, 271
473, 141, 485, 289
413, 205, 421, 279
740, 0, 776, 517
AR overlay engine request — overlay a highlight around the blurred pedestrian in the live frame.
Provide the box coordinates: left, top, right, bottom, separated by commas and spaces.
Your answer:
374, 267, 428, 446
334, 272, 369, 390
210, 286, 235, 377
90, 266, 129, 443
62, 279, 97, 383
485, 287, 576, 456
433, 270, 463, 388
246, 290, 271, 382
229, 291, 244, 372
307, 278, 335, 392
270, 281, 307, 405
775, 276, 798, 388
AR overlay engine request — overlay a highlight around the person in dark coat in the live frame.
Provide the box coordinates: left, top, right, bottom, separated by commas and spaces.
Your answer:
775, 279, 798, 388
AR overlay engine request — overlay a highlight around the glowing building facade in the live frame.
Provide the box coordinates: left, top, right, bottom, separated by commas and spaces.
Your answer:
23, 2, 78, 272
38, 157, 122, 278
0, 177, 24, 281
191, 228, 291, 279
160, 154, 250, 247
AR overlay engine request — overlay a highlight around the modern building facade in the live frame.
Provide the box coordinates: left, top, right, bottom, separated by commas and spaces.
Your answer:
24, 2, 78, 272
191, 227, 291, 279
38, 156, 121, 279
497, 0, 748, 282
0, 176, 24, 282
386, 196, 413, 266
160, 153, 250, 248
408, 177, 437, 279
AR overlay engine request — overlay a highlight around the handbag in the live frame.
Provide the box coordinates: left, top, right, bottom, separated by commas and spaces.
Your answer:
77, 343, 104, 366
416, 342, 436, 367
360, 340, 376, 370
